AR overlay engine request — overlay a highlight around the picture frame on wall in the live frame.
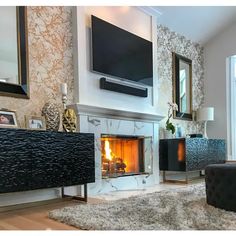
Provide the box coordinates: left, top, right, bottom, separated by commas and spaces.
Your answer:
0, 109, 18, 128
25, 116, 46, 130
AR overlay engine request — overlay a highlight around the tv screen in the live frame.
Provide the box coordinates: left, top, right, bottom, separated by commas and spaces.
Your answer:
91, 15, 153, 86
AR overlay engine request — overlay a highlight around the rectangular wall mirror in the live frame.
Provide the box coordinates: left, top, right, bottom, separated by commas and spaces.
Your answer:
0, 6, 29, 99
172, 52, 192, 120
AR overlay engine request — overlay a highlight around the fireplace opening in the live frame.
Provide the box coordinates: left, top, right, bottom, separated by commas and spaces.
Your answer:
101, 134, 152, 178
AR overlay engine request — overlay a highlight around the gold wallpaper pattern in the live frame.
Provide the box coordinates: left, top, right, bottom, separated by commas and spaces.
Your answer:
0, 6, 74, 128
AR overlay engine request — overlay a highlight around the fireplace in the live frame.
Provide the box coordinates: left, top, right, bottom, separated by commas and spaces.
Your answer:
101, 134, 153, 178
70, 104, 163, 195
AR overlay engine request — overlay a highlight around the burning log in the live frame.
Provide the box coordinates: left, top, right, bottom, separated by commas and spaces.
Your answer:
102, 157, 126, 174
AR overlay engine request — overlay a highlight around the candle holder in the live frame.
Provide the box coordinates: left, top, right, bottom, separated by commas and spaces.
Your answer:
60, 83, 77, 132
61, 83, 68, 110
62, 94, 67, 110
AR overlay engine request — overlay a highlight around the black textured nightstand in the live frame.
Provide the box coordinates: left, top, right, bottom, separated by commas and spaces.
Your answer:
159, 138, 226, 183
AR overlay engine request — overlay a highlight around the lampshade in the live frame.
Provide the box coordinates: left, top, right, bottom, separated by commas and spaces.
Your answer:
197, 107, 214, 121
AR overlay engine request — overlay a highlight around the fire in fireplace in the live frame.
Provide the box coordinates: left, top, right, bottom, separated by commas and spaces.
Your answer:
101, 134, 152, 178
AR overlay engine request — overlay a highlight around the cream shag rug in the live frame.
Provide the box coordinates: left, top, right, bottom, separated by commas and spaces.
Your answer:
49, 184, 236, 230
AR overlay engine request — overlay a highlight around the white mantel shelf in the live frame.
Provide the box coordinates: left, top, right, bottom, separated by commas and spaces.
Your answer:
70, 104, 165, 122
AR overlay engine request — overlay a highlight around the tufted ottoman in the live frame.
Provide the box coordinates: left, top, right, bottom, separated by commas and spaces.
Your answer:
205, 164, 236, 212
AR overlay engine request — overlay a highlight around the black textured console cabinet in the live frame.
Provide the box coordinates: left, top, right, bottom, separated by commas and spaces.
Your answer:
0, 128, 95, 194
159, 138, 226, 183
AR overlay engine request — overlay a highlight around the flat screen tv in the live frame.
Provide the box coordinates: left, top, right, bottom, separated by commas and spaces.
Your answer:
91, 15, 153, 86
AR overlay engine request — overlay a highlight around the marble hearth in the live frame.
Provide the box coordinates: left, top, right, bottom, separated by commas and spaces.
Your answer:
71, 104, 164, 196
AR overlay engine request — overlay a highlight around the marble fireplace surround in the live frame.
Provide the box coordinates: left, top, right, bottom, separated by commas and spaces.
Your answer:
71, 104, 164, 196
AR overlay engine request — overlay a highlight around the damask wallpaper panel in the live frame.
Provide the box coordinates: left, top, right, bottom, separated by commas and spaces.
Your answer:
157, 24, 204, 136
0, 6, 74, 129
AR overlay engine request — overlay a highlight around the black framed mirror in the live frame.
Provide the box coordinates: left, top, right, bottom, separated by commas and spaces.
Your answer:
0, 6, 29, 99
172, 52, 192, 120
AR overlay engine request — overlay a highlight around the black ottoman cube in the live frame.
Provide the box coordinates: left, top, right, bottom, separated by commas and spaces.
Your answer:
205, 164, 236, 212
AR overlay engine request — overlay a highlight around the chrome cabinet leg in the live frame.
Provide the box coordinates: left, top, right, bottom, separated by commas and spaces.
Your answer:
61, 184, 87, 202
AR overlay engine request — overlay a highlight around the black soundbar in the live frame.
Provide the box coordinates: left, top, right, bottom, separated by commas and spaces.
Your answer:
100, 77, 148, 97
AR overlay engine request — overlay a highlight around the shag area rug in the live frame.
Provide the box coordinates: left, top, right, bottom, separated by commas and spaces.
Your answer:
49, 184, 236, 230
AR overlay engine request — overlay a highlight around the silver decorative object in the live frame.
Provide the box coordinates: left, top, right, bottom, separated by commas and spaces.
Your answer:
42, 102, 60, 131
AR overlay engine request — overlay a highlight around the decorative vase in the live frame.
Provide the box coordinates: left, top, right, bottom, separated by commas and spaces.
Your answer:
41, 102, 60, 131
164, 130, 174, 139
62, 108, 77, 132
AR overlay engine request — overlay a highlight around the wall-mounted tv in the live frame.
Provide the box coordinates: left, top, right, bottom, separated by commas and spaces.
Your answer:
91, 15, 153, 86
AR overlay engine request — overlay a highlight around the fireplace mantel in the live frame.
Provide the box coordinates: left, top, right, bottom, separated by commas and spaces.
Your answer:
70, 103, 162, 195
70, 104, 165, 122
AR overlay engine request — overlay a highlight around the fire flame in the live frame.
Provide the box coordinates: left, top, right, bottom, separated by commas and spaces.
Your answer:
104, 140, 112, 161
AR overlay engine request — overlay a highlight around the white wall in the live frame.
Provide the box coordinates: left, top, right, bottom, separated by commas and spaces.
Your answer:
72, 7, 159, 115
204, 22, 236, 139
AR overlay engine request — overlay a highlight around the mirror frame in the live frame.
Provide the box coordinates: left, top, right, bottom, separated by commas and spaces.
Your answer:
172, 52, 192, 120
0, 6, 29, 99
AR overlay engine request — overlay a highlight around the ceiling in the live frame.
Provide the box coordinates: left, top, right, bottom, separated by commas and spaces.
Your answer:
148, 6, 236, 45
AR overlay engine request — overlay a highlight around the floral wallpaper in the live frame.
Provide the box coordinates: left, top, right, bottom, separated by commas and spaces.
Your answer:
0, 9, 204, 136
157, 24, 204, 137
0, 6, 74, 129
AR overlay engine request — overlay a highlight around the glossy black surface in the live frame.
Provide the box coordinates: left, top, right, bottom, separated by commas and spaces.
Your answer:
159, 138, 226, 172
92, 15, 153, 86
0, 128, 95, 193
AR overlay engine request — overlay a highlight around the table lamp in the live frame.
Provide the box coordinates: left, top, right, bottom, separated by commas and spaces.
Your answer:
197, 107, 214, 139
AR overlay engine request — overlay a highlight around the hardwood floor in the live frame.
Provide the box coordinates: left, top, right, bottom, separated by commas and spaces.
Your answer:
0, 198, 98, 230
